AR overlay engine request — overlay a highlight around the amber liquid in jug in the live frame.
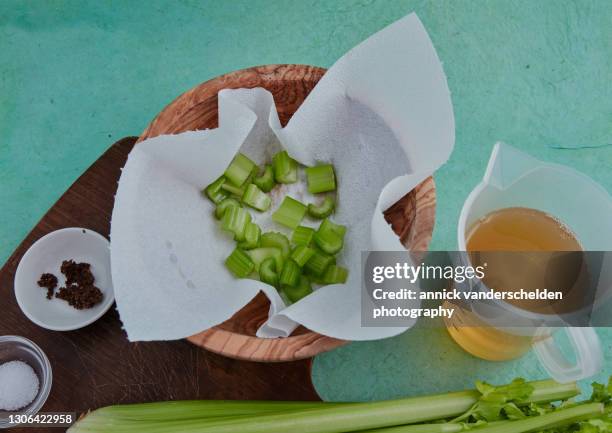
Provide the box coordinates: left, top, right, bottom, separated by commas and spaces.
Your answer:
444, 207, 582, 361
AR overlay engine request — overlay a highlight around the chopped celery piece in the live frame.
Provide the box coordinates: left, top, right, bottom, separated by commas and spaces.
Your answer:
221, 183, 245, 198
272, 150, 298, 184
238, 222, 261, 250
305, 164, 336, 193
224, 153, 256, 186
203, 175, 228, 204
253, 165, 275, 192
319, 218, 347, 239
283, 275, 313, 303
246, 247, 283, 273
260, 232, 291, 258
313, 229, 343, 255
279, 259, 301, 287
291, 245, 315, 267
221, 206, 251, 241
272, 196, 307, 228
242, 184, 271, 212
292, 225, 315, 246
307, 197, 335, 219
323, 265, 348, 284
259, 257, 278, 287
215, 197, 241, 219
225, 248, 254, 278
304, 249, 335, 277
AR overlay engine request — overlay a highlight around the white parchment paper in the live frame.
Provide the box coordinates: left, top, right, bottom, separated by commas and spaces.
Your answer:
110, 13, 455, 341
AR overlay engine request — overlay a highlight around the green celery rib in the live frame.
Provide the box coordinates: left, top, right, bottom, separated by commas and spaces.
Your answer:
221, 182, 246, 198
259, 257, 279, 287
225, 248, 254, 278
203, 175, 229, 204
323, 265, 348, 284
292, 226, 315, 246
450, 403, 602, 433
308, 197, 335, 219
243, 184, 271, 212
291, 245, 315, 267
246, 247, 284, 274
224, 153, 256, 186
319, 218, 346, 239
305, 164, 336, 193
272, 196, 307, 228
279, 260, 301, 287
313, 229, 343, 255
272, 150, 298, 184
260, 232, 291, 258
91, 401, 344, 421
67, 380, 581, 433
253, 165, 275, 192
360, 423, 463, 433
283, 275, 312, 303
215, 197, 241, 219
304, 249, 335, 277
238, 222, 261, 250
221, 207, 251, 241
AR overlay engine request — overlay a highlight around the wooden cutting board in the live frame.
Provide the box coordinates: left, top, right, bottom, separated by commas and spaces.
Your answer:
0, 136, 319, 432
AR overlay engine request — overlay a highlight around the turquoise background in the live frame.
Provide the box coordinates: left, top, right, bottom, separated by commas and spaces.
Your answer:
1, 1, 611, 401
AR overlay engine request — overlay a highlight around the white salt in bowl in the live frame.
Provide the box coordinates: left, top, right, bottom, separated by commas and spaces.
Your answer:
0, 336, 52, 429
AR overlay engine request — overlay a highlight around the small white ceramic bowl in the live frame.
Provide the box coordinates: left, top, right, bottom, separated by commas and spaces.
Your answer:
14, 228, 114, 331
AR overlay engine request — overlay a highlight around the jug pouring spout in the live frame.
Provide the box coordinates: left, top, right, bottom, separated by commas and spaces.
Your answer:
483, 142, 543, 190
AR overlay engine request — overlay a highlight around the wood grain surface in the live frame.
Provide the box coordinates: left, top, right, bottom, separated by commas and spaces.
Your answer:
0, 137, 319, 433
138, 64, 435, 361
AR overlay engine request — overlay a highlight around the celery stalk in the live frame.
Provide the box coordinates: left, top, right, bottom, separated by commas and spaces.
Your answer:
453, 403, 602, 433
323, 265, 348, 284
225, 153, 256, 186
259, 257, 279, 287
80, 400, 345, 421
242, 184, 272, 212
225, 248, 254, 278
221, 207, 251, 241
272, 196, 307, 228
304, 249, 335, 277
308, 197, 335, 219
291, 245, 315, 267
238, 222, 261, 250
272, 150, 298, 184
68, 379, 581, 433
253, 165, 275, 192
203, 176, 229, 204
313, 229, 343, 255
292, 226, 315, 246
260, 232, 291, 258
305, 164, 336, 193
243, 184, 271, 212
279, 260, 301, 287
246, 247, 283, 274
221, 182, 246, 198
215, 197, 241, 219
283, 275, 312, 303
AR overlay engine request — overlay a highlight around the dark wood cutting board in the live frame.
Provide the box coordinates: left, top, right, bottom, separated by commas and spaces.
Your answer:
0, 136, 319, 432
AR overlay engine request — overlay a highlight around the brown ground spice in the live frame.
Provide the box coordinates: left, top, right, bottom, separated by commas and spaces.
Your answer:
56, 283, 103, 310
37, 273, 58, 299
60, 260, 95, 286
37, 260, 103, 310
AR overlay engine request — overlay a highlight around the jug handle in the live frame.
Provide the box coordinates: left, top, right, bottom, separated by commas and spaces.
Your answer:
533, 327, 602, 383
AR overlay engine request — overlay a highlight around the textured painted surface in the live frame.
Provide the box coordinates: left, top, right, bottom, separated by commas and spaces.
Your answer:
1, 0, 611, 401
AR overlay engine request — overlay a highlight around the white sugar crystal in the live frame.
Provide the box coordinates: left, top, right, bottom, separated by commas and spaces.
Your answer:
0, 360, 40, 411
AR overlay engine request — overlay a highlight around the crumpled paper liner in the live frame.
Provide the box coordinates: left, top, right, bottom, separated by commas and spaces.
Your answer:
110, 13, 454, 341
